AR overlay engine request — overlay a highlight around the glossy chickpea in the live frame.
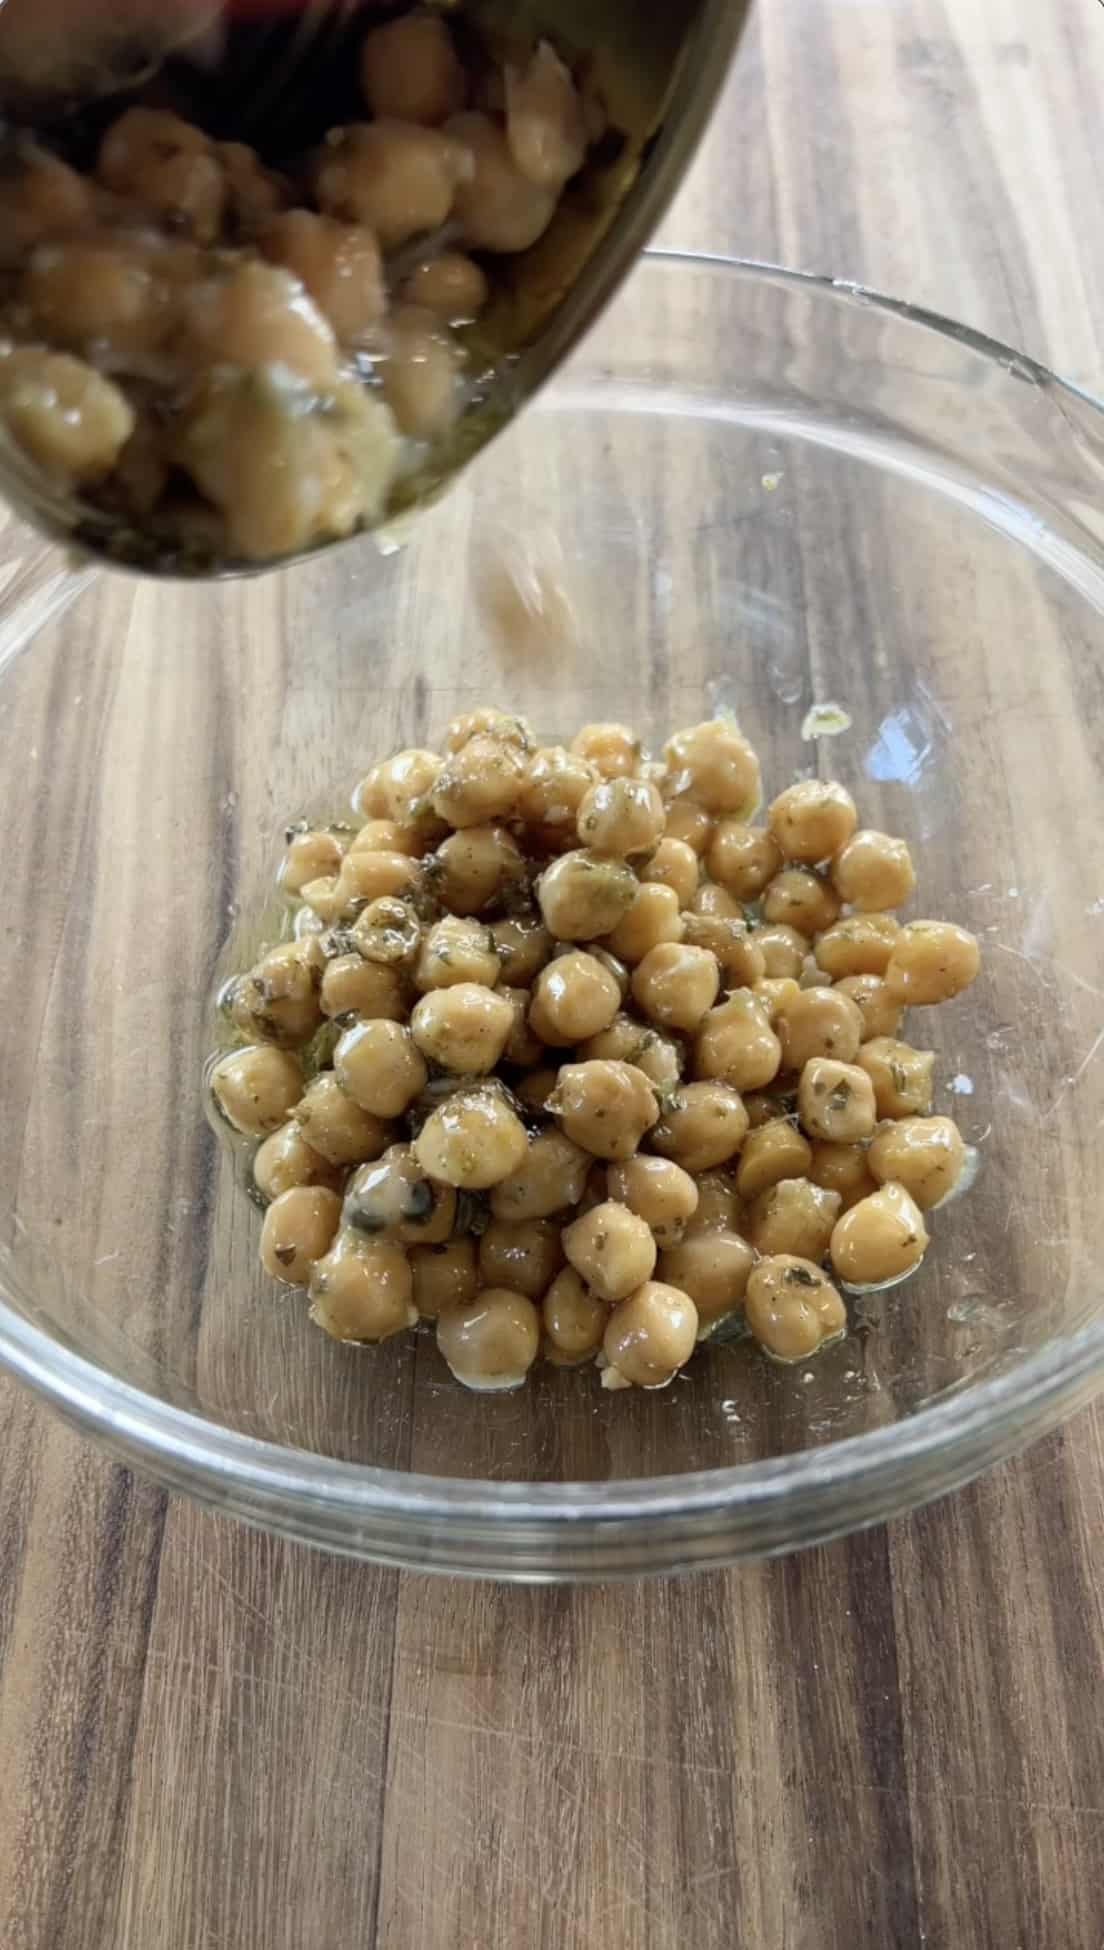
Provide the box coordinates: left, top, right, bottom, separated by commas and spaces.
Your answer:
601, 883, 683, 965
401, 251, 488, 321
210, 1045, 303, 1137
437, 1287, 541, 1390
830, 1184, 929, 1287
745, 1257, 847, 1362
762, 866, 840, 938
641, 836, 699, 908
445, 112, 558, 255
577, 1016, 682, 1091
746, 1177, 841, 1261
379, 302, 459, 439
261, 209, 384, 345
431, 733, 528, 829
768, 779, 857, 863
656, 1231, 754, 1335
706, 820, 781, 899
413, 1084, 529, 1189
663, 797, 714, 854
254, 1121, 341, 1202
602, 1281, 698, 1389
750, 923, 807, 979
260, 1185, 341, 1285
576, 776, 664, 858
366, 748, 442, 827
523, 952, 616, 1046
97, 108, 224, 242
343, 1146, 457, 1245
814, 914, 901, 980
497, 987, 543, 1067
411, 1238, 479, 1319
0, 346, 134, 483
608, 1155, 699, 1248
514, 1066, 560, 1115
562, 1201, 656, 1304
650, 1082, 749, 1174
568, 722, 638, 779
680, 914, 765, 990
411, 982, 514, 1075
663, 720, 761, 818
807, 1140, 878, 1210
534, 849, 636, 940
181, 260, 340, 391
479, 1217, 563, 1300
833, 973, 903, 1042
229, 941, 322, 1047
684, 1173, 743, 1234
334, 848, 421, 917
694, 992, 782, 1092
753, 976, 802, 1025
360, 10, 465, 123
416, 916, 501, 991
548, 1059, 659, 1161
294, 1072, 391, 1166
857, 1037, 935, 1118
735, 1118, 813, 1201
775, 986, 863, 1070
445, 709, 534, 754
690, 881, 741, 922
831, 830, 916, 911
490, 1131, 590, 1221
24, 241, 170, 363
868, 1114, 966, 1210
429, 824, 524, 916
316, 120, 468, 249
884, 922, 981, 1005
542, 1268, 607, 1363
0, 147, 92, 257
504, 38, 587, 187
282, 827, 345, 895
490, 914, 553, 987
309, 1232, 416, 1342
630, 942, 719, 1034
331, 1018, 425, 1117
798, 1057, 877, 1143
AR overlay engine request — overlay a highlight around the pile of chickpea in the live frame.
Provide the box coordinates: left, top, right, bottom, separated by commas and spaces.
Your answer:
0, 11, 603, 562
208, 709, 981, 1391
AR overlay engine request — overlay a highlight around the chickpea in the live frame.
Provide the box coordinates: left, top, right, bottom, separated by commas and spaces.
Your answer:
641, 836, 699, 908
360, 11, 465, 125
532, 849, 634, 942
218, 141, 287, 235
768, 779, 857, 864
831, 830, 916, 912
519, 745, 598, 847
97, 108, 224, 242
319, 955, 407, 1029
650, 1082, 749, 1174
431, 732, 528, 829
868, 1114, 966, 1210
416, 915, 501, 991
505, 39, 587, 188
807, 1140, 878, 1210
210, 1045, 303, 1137
753, 976, 802, 1025
347, 897, 421, 969
856, 1037, 935, 1119
750, 923, 807, 979
426, 824, 521, 917
685, 1172, 743, 1233
411, 983, 514, 1074
884, 921, 981, 1005
261, 209, 384, 345
743, 1088, 796, 1130
282, 827, 345, 895
442, 110, 556, 251
690, 881, 740, 923
630, 942, 719, 1033
775, 986, 863, 1071
316, 120, 468, 249
437, 1287, 541, 1390
343, 1146, 457, 1245
694, 992, 782, 1092
0, 346, 134, 483
814, 914, 901, 980
514, 1066, 560, 1115
489, 1130, 589, 1221
24, 241, 171, 363
663, 720, 761, 818
607, 1155, 699, 1248
331, 849, 419, 918
379, 302, 459, 440
260, 1184, 341, 1286
656, 1231, 754, 1335
800, 955, 835, 991
707, 820, 782, 899
762, 866, 840, 938
830, 1183, 929, 1287
498, 987, 544, 1067
577, 1015, 682, 1091
562, 1201, 656, 1303
294, 1072, 392, 1166
569, 722, 639, 780
333, 1018, 427, 1117
745, 1257, 847, 1362
490, 914, 553, 987
411, 1238, 479, 1320
602, 1281, 698, 1389
309, 1232, 417, 1342
0, 147, 92, 259
364, 747, 443, 827
413, 1084, 529, 1188
522, 953, 615, 1048
663, 798, 714, 854
735, 1118, 813, 1201
798, 1057, 877, 1144
576, 776, 664, 858
479, 1217, 563, 1299
680, 913, 766, 989
401, 251, 488, 322
746, 1178, 841, 1260
230, 941, 322, 1047
547, 1059, 659, 1161
445, 708, 534, 754
833, 973, 902, 1042
542, 1268, 607, 1363
181, 261, 340, 391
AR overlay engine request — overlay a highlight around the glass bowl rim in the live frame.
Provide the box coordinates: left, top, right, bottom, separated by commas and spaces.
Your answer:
4, 250, 1104, 1562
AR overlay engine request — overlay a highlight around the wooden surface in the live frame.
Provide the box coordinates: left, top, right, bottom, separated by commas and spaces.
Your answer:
3, 1, 1104, 1944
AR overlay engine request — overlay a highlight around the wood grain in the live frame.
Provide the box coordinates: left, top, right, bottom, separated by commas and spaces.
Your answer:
3, 0, 1104, 1944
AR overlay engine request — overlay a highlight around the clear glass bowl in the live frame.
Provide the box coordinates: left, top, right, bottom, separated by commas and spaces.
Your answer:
3, 253, 1104, 1580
